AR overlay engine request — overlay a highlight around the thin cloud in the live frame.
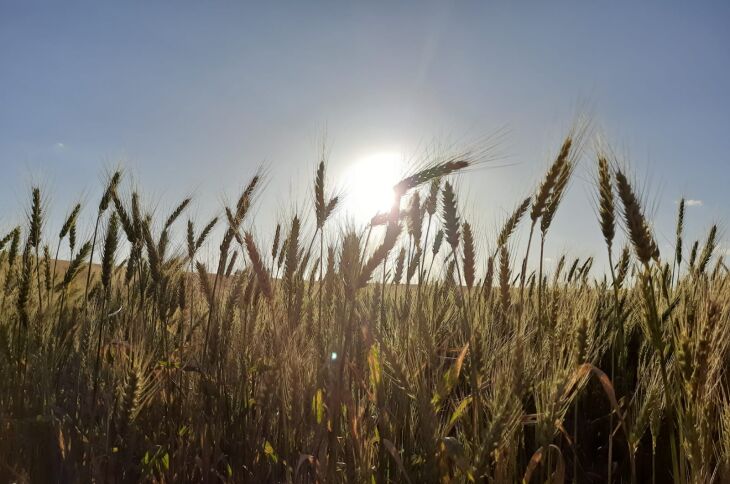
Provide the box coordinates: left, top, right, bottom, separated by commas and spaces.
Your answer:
677, 199, 703, 207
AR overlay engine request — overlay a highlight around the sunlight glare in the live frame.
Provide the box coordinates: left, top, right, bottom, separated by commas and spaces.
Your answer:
342, 152, 403, 224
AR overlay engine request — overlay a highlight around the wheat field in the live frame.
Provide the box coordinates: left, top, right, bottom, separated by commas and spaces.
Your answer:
0, 133, 728, 483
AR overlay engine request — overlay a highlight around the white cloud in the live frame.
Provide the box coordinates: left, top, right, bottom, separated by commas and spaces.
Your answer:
54, 142, 66, 150
685, 199, 703, 207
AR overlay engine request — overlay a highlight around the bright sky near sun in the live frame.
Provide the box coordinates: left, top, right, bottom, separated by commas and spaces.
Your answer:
1, 1, 729, 268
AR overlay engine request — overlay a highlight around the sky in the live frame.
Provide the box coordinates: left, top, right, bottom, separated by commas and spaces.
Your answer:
1, 1, 728, 270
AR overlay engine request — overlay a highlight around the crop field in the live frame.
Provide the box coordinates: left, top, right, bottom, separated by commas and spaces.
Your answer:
0, 133, 728, 483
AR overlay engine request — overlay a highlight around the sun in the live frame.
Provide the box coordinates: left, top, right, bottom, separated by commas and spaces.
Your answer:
341, 152, 404, 224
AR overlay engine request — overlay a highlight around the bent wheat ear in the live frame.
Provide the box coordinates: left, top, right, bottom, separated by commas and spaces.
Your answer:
690, 301, 718, 398
234, 174, 261, 221
196, 216, 218, 251
499, 245, 511, 316
615, 170, 659, 266
131, 192, 142, 234
393, 248, 405, 285
196, 262, 214, 308
566, 257, 580, 283
614, 245, 631, 287
271, 223, 281, 262
284, 216, 301, 292
696, 225, 717, 275
481, 256, 494, 301
0, 232, 11, 250
358, 222, 400, 288
462, 222, 475, 289
16, 244, 32, 327
60, 241, 92, 288
407, 191, 422, 244
69, 223, 77, 252
315, 161, 326, 229
142, 218, 161, 283
101, 213, 119, 291
541, 157, 573, 235
675, 198, 685, 266
597, 155, 615, 249
688, 240, 699, 270
497, 197, 530, 250
425, 178, 441, 216
441, 182, 460, 250
370, 212, 390, 227
432, 229, 444, 256
157, 207, 179, 263
186, 220, 195, 260
277, 236, 288, 270
28, 187, 43, 249
100, 170, 122, 212
324, 196, 339, 221
244, 232, 273, 300
60, 203, 82, 240
573, 317, 588, 365
0, 227, 20, 251
225, 251, 239, 277
117, 362, 143, 434
114, 195, 136, 243
406, 247, 420, 283
553, 254, 566, 284
7, 228, 21, 266
164, 197, 191, 230
531, 137, 572, 223
43, 245, 51, 293
393, 159, 469, 196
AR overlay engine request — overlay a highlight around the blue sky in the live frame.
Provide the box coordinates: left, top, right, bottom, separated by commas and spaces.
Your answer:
1, 1, 728, 268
